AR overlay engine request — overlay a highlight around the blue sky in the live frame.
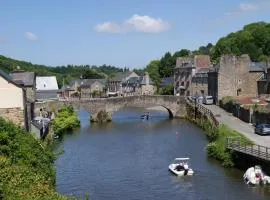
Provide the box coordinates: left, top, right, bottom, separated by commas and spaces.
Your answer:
0, 0, 269, 68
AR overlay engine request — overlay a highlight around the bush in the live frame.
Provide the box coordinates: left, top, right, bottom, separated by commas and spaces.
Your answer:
206, 124, 252, 167
52, 106, 80, 136
186, 103, 252, 167
0, 117, 66, 200
220, 96, 237, 113
158, 85, 174, 95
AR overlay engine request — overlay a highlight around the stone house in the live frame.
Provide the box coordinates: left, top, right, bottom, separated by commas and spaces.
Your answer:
36, 76, 59, 101
108, 71, 140, 96
78, 79, 106, 98
174, 55, 211, 96
207, 54, 266, 103
0, 68, 27, 128
138, 72, 156, 95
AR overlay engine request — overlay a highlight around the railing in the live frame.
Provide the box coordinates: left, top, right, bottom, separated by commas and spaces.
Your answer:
227, 137, 270, 161
185, 98, 219, 127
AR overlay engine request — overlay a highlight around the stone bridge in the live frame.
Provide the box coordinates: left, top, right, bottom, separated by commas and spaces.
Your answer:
34, 95, 187, 121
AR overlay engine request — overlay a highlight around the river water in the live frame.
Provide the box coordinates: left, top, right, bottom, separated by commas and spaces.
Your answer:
55, 108, 270, 200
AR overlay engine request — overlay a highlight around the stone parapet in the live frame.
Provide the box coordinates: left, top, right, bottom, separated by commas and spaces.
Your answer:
0, 107, 24, 127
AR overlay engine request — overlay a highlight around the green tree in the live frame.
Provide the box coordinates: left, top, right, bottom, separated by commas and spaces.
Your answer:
146, 60, 161, 86
159, 52, 174, 77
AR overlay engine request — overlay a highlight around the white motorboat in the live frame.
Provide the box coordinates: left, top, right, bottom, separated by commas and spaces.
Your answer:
243, 165, 270, 185
168, 158, 194, 176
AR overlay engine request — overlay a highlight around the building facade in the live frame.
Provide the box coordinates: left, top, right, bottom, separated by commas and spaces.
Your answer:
10, 71, 36, 102
208, 54, 265, 103
0, 69, 26, 127
108, 71, 140, 96
174, 55, 211, 96
36, 76, 59, 101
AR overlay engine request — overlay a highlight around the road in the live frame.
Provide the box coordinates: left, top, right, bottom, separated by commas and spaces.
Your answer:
202, 104, 270, 148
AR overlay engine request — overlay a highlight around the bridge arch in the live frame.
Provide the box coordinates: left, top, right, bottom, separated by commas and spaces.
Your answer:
34, 95, 186, 121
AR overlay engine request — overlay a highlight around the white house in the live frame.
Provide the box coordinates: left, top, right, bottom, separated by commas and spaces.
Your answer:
36, 76, 59, 101
0, 68, 25, 127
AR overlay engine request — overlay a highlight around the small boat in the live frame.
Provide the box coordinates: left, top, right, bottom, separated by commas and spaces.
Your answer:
243, 165, 270, 185
141, 113, 150, 120
168, 158, 194, 176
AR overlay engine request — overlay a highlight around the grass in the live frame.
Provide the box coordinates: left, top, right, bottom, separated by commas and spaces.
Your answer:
186, 103, 253, 167
206, 124, 253, 167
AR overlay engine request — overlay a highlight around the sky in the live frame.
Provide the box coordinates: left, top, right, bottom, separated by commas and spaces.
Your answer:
0, 0, 269, 68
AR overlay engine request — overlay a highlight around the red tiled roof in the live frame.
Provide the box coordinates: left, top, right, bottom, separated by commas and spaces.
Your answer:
195, 55, 211, 68
236, 96, 267, 105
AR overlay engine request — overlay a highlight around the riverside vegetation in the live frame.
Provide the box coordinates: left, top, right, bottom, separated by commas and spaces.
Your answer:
0, 117, 67, 200
52, 106, 80, 136
186, 103, 252, 167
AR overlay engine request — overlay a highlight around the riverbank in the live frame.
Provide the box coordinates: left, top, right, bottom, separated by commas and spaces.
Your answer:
52, 106, 80, 136
185, 103, 252, 167
0, 117, 66, 199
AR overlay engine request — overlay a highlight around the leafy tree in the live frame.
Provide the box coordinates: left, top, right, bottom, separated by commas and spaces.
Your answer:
212, 22, 270, 61
146, 60, 161, 86
159, 52, 175, 77
159, 85, 174, 95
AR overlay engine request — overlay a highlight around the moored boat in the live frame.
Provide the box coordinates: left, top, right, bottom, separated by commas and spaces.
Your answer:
168, 158, 194, 176
243, 165, 270, 185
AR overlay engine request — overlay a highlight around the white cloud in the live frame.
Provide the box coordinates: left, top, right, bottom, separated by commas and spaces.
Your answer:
239, 3, 258, 11
94, 22, 124, 33
94, 14, 171, 34
25, 32, 38, 41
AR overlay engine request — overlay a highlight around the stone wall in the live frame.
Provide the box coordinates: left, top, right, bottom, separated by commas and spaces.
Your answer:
25, 87, 35, 102
217, 54, 261, 101
190, 76, 208, 96
0, 107, 25, 127
34, 95, 187, 119
247, 72, 263, 96
217, 55, 238, 100
140, 85, 156, 95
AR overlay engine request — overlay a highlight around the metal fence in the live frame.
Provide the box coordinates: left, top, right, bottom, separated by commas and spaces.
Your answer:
227, 137, 270, 161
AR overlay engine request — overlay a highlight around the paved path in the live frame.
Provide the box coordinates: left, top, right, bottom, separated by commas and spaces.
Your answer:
202, 104, 270, 148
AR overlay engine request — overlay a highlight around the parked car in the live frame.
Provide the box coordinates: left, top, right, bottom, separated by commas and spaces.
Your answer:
254, 124, 270, 135
203, 96, 214, 105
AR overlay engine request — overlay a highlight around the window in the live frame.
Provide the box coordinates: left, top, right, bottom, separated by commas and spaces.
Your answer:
237, 89, 242, 96
201, 90, 204, 95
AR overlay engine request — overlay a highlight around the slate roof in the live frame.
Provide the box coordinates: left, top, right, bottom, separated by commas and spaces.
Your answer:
72, 79, 106, 88
0, 68, 23, 87
249, 62, 267, 72
139, 75, 154, 85
10, 72, 35, 87
122, 77, 140, 87
110, 72, 133, 81
160, 77, 173, 87
36, 76, 59, 90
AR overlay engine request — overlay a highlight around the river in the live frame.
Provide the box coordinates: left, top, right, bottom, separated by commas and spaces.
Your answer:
55, 108, 270, 200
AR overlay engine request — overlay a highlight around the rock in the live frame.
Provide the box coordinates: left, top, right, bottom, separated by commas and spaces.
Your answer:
90, 110, 112, 123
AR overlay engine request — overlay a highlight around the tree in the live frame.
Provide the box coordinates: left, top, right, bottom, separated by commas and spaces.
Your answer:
159, 85, 174, 95
146, 60, 161, 86
159, 52, 174, 77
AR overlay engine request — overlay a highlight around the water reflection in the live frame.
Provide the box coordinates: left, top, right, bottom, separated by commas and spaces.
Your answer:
55, 108, 270, 200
